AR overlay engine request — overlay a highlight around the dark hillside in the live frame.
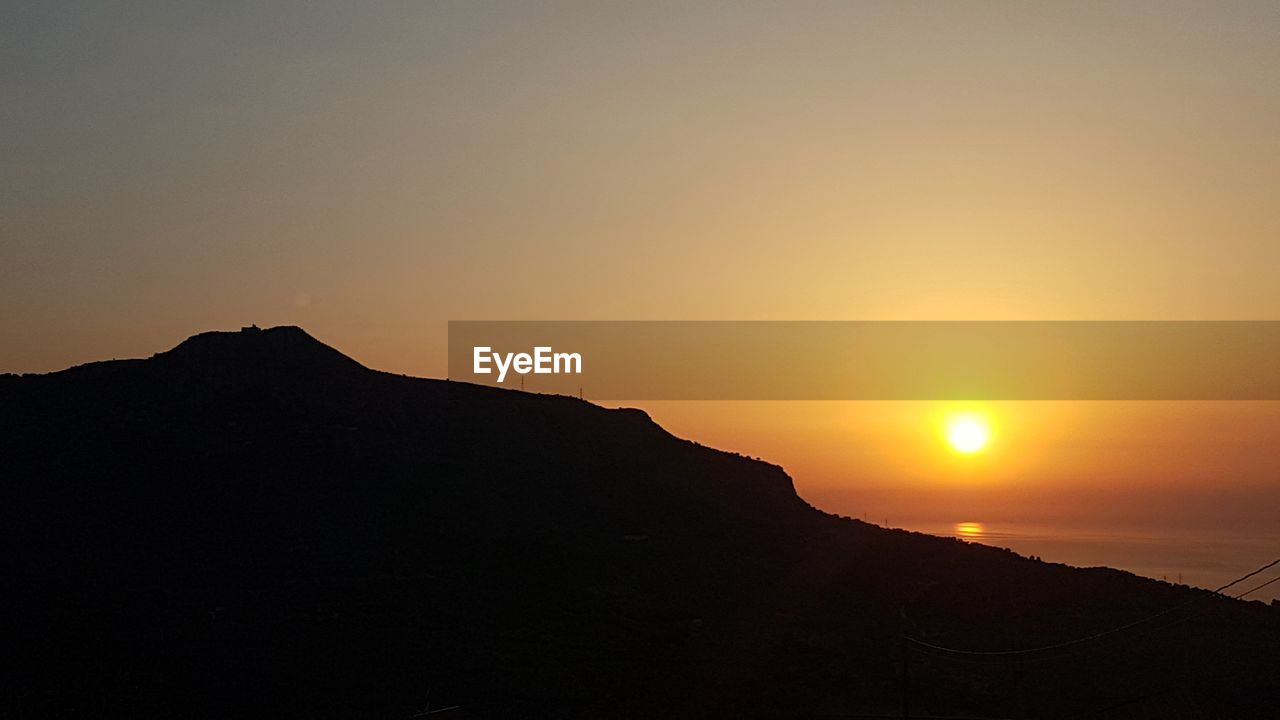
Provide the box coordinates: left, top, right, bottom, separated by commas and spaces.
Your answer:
3, 326, 1277, 718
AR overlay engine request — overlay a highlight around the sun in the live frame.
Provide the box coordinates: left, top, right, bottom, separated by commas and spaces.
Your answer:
945, 413, 991, 454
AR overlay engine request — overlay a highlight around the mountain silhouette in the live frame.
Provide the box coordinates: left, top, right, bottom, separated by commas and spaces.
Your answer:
3, 326, 1277, 718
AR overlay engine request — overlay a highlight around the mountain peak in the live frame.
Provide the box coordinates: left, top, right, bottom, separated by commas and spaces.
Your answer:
153, 325, 365, 374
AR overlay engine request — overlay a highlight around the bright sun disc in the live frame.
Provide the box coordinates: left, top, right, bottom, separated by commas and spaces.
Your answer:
946, 414, 990, 454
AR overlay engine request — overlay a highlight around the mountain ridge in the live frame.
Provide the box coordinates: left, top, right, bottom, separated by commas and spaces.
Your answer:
3, 326, 1277, 718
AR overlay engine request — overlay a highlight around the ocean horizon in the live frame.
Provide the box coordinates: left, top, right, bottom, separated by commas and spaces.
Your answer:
904, 519, 1280, 603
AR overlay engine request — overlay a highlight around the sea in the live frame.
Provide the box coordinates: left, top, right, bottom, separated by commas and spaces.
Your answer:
903, 520, 1280, 603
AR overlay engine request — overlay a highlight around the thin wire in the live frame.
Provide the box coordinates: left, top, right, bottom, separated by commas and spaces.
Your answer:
1213, 556, 1280, 594
912, 612, 1200, 666
1233, 573, 1280, 600
906, 555, 1280, 657
1059, 570, 1280, 719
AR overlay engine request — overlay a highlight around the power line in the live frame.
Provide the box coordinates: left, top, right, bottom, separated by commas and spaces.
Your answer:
1055, 565, 1280, 719
899, 557, 1280, 720
905, 555, 1280, 658
1233, 573, 1280, 600
1215, 556, 1280, 594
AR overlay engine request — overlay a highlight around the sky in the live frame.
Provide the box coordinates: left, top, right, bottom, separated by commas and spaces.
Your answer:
3, 2, 1279, 535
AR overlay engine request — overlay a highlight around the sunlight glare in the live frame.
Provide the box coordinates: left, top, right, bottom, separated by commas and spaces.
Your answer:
946, 413, 991, 454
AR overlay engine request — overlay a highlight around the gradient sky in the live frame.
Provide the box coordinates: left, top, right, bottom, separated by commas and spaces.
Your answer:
4, 3, 1279, 535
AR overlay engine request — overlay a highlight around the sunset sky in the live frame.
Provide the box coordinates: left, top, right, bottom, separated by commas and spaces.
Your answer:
4, 3, 1279, 536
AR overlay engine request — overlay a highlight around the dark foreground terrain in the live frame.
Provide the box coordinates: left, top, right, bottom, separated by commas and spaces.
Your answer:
3, 326, 1277, 718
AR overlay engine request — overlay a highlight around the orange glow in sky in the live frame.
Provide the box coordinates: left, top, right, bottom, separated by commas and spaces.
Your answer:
4, 2, 1280, 537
